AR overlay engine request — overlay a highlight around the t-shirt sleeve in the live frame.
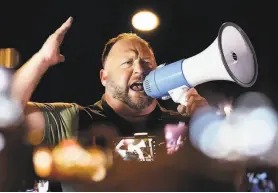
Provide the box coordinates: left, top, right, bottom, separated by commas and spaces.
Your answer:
31, 102, 80, 146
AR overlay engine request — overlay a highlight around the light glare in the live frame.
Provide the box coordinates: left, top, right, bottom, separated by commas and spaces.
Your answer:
132, 11, 159, 31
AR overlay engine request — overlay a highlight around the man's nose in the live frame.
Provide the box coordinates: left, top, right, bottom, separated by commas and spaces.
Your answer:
133, 60, 150, 76
133, 60, 144, 74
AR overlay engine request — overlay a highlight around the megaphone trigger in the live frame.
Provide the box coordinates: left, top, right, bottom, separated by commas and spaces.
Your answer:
168, 85, 190, 106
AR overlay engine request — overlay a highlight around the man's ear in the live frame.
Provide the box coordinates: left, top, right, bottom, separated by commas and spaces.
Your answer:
100, 69, 108, 87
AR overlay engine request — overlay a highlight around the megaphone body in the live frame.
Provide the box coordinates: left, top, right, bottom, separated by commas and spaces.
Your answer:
143, 22, 258, 105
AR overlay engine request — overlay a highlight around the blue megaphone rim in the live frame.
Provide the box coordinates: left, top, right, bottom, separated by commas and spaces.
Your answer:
218, 22, 258, 88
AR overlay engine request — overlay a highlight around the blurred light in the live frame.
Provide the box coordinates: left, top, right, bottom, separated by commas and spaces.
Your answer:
0, 67, 10, 94
132, 10, 159, 31
0, 48, 21, 68
235, 92, 273, 109
199, 120, 229, 159
91, 166, 106, 182
33, 140, 110, 182
217, 100, 233, 116
189, 107, 227, 158
37, 180, 49, 192
0, 133, 5, 152
134, 132, 148, 136
33, 148, 53, 178
235, 107, 278, 157
165, 131, 173, 139
0, 67, 23, 129
0, 96, 22, 128
189, 98, 278, 162
52, 139, 108, 182
223, 104, 232, 116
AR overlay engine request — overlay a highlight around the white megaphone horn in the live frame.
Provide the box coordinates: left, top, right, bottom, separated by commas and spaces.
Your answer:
143, 22, 258, 105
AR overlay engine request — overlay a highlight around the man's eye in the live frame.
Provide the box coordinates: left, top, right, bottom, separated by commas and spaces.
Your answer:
122, 60, 133, 65
141, 60, 152, 66
143, 61, 151, 65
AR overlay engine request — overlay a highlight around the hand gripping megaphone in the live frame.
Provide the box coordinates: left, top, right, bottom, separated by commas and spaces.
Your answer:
143, 22, 258, 105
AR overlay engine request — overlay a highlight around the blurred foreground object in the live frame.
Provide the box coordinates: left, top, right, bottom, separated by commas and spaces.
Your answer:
0, 95, 22, 128
190, 92, 278, 164
245, 170, 276, 192
164, 122, 187, 155
0, 48, 20, 68
33, 139, 113, 182
0, 67, 22, 128
0, 133, 5, 152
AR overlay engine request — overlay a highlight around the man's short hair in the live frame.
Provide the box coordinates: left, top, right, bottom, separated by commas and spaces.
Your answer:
101, 33, 154, 67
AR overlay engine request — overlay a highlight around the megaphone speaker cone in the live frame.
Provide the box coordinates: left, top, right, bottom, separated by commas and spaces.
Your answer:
219, 22, 258, 87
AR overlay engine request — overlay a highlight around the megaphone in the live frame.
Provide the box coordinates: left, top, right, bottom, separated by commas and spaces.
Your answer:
143, 22, 258, 105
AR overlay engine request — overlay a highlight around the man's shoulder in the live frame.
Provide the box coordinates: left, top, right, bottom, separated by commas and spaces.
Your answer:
77, 100, 112, 133
30, 100, 107, 120
80, 101, 189, 123
29, 101, 80, 110
78, 100, 107, 121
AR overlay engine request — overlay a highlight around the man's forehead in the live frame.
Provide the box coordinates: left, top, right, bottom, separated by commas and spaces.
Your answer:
110, 38, 153, 55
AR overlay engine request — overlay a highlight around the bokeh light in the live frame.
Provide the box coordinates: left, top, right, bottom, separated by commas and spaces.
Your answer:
0, 67, 10, 94
0, 96, 22, 128
0, 133, 5, 152
190, 92, 278, 163
132, 10, 159, 31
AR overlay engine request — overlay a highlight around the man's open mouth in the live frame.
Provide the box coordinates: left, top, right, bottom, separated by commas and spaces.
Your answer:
130, 82, 144, 92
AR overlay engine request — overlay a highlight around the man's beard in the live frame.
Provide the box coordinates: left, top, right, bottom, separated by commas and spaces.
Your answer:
106, 80, 154, 111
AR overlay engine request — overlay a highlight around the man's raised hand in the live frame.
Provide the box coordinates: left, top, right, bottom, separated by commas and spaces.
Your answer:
38, 17, 73, 66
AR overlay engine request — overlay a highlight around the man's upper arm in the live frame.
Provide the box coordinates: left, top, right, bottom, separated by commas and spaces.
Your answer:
24, 102, 80, 146
24, 102, 45, 145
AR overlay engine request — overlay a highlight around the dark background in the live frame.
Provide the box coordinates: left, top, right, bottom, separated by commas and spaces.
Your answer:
0, 0, 277, 109
0, 1, 278, 191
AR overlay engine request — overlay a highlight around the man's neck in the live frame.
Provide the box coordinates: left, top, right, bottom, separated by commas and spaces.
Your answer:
104, 94, 157, 123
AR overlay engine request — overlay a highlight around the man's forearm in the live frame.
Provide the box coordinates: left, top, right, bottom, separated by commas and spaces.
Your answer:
11, 17, 73, 109
11, 53, 49, 108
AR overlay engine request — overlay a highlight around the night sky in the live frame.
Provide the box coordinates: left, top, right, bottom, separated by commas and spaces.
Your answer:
0, 0, 277, 110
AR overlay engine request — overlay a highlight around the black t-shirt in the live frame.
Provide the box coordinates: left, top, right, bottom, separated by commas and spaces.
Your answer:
33, 98, 239, 191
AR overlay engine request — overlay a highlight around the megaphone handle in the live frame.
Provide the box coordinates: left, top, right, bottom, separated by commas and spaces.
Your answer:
168, 85, 190, 106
